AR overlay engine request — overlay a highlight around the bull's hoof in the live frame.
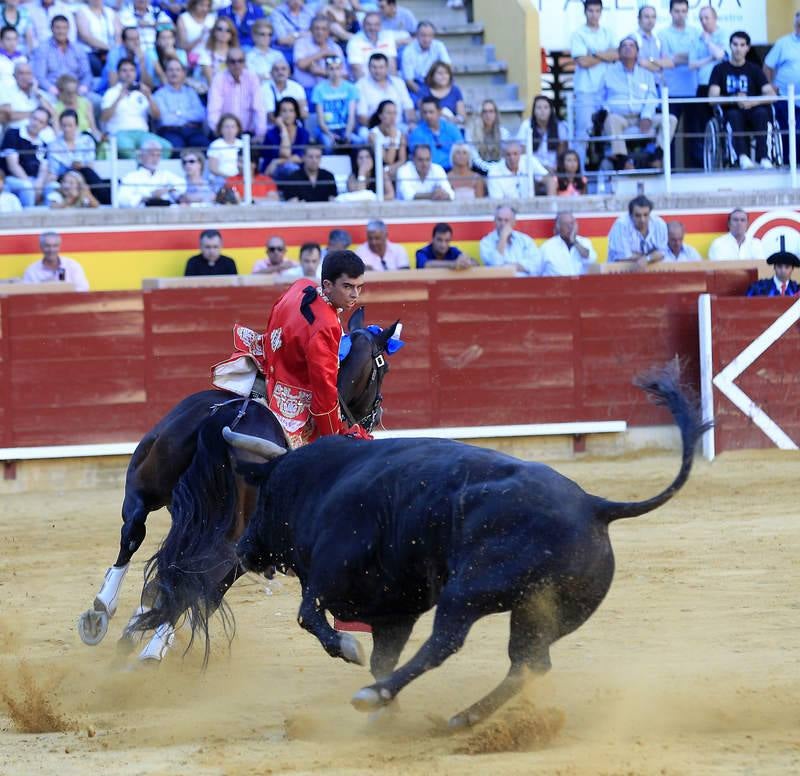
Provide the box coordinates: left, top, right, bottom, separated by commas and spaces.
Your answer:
351, 686, 393, 712
77, 609, 109, 646
339, 633, 366, 666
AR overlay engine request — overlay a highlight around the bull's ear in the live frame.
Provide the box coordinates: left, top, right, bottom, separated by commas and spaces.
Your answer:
348, 306, 365, 332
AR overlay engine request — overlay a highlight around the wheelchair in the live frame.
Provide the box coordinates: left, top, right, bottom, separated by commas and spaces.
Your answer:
703, 103, 783, 171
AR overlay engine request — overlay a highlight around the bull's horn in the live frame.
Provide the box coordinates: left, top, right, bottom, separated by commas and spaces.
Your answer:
222, 427, 287, 459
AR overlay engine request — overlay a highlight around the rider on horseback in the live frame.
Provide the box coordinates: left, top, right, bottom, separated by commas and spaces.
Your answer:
265, 250, 372, 447
214, 249, 372, 448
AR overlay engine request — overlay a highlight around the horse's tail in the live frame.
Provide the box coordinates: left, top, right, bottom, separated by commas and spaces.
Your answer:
133, 414, 238, 666
593, 360, 712, 524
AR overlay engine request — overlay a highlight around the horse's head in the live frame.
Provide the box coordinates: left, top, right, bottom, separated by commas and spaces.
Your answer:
337, 307, 403, 433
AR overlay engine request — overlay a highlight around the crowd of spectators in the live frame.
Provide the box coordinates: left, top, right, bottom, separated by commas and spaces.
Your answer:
570, 0, 798, 173
16, 205, 797, 295
1, 0, 549, 210
0, 0, 796, 211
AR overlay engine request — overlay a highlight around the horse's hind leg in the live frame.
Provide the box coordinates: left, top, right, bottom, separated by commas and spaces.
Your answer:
137, 562, 243, 664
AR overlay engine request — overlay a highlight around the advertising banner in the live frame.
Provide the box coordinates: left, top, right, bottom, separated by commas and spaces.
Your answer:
534, 0, 769, 52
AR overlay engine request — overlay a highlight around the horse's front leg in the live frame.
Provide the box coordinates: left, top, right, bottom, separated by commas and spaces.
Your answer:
298, 588, 366, 666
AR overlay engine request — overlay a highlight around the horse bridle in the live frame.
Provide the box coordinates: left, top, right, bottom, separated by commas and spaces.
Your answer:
338, 329, 389, 433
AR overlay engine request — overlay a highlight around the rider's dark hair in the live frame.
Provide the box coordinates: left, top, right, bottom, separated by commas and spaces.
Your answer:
322, 250, 365, 284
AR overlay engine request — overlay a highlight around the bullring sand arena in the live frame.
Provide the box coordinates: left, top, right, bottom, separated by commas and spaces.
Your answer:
1, 448, 798, 775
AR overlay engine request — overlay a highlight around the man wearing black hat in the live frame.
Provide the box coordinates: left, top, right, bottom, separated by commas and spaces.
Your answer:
745, 242, 800, 297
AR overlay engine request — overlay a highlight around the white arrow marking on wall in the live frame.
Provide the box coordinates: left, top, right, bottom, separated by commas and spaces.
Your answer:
712, 297, 800, 450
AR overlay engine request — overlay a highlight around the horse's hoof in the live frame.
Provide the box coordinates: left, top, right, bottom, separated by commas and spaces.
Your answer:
339, 633, 365, 666
351, 686, 392, 712
78, 609, 109, 646
448, 712, 473, 730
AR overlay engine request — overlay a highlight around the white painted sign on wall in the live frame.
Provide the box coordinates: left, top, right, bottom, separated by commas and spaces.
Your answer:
533, 0, 769, 52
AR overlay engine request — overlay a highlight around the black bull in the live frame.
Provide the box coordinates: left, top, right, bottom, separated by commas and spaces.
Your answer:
226, 363, 709, 728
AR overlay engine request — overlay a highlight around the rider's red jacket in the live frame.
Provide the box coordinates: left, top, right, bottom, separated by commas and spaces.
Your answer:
264, 279, 348, 446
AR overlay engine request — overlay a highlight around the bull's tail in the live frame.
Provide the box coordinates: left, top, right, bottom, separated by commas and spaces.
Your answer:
132, 417, 237, 666
594, 360, 712, 524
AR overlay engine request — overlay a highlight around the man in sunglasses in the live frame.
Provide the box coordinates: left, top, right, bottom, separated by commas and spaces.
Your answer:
207, 46, 267, 140
252, 236, 299, 279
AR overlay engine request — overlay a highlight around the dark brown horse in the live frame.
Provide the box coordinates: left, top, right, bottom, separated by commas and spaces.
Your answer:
77, 308, 401, 662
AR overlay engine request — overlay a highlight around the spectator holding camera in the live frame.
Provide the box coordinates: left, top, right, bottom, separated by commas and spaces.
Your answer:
23, 231, 90, 291
100, 58, 171, 158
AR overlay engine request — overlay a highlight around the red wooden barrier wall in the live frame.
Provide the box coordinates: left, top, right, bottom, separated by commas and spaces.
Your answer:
0, 270, 756, 449
710, 296, 800, 452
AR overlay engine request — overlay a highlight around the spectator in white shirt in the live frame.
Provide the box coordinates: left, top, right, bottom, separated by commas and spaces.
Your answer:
100, 58, 171, 158
263, 58, 308, 121
22, 231, 89, 291
0, 170, 23, 212
664, 221, 702, 262
401, 20, 450, 98
487, 140, 555, 199
708, 209, 765, 261
396, 143, 454, 201
356, 52, 415, 130
346, 11, 397, 81
479, 204, 543, 276
117, 139, 186, 207
540, 211, 597, 276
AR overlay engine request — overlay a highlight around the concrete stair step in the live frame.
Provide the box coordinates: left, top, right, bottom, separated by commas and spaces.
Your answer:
461, 83, 519, 103
436, 23, 485, 47
443, 45, 496, 65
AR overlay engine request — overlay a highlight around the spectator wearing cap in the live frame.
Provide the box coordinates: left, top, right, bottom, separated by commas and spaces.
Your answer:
708, 209, 765, 261
401, 20, 450, 98
293, 14, 345, 95
346, 11, 397, 81
745, 243, 800, 297
217, 0, 264, 51
356, 219, 410, 271
153, 57, 208, 150
207, 46, 267, 140
408, 95, 461, 171
312, 54, 360, 150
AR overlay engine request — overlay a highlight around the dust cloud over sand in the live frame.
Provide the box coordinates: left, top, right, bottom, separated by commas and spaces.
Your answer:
0, 450, 799, 775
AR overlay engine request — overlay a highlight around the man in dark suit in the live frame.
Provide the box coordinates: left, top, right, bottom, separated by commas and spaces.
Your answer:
745, 241, 800, 297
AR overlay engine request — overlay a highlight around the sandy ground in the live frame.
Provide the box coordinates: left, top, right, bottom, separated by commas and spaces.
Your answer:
0, 448, 798, 776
